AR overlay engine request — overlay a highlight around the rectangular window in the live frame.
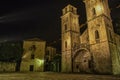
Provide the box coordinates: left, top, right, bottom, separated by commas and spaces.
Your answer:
31, 54, 35, 59
29, 45, 36, 51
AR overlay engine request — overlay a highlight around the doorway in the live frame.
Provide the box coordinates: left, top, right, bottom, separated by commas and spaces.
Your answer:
73, 49, 91, 73
29, 65, 34, 71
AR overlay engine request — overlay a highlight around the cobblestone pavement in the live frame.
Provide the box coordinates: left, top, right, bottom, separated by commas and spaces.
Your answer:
0, 72, 120, 80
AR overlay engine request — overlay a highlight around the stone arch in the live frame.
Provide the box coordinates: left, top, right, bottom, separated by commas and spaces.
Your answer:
73, 48, 91, 73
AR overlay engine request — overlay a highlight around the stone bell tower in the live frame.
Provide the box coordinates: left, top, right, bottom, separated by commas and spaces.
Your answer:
83, 0, 119, 74
61, 4, 80, 72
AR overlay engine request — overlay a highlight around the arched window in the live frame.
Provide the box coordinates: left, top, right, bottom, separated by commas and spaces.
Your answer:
71, 7, 73, 12
65, 41, 67, 48
95, 30, 100, 43
64, 24, 67, 31
65, 8, 67, 13
95, 30, 99, 39
109, 30, 113, 41
92, 8, 96, 16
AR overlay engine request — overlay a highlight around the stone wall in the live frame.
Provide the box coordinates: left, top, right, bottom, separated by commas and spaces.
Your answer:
0, 62, 16, 72
90, 42, 112, 74
61, 4, 80, 73
80, 29, 89, 44
20, 59, 44, 72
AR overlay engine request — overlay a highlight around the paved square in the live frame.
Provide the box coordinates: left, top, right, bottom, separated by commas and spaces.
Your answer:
0, 72, 120, 80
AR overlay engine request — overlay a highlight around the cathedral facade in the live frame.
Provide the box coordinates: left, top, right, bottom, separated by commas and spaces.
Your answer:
61, 0, 120, 75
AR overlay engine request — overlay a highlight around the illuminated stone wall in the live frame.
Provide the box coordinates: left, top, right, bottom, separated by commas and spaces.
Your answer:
61, 4, 80, 72
61, 1, 120, 74
0, 62, 16, 72
84, 0, 113, 74
84, 0, 120, 74
20, 38, 46, 72
80, 29, 89, 44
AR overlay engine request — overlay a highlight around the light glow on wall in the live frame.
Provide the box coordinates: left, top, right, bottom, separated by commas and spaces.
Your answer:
96, 4, 103, 14
22, 51, 32, 59
67, 37, 71, 47
35, 58, 44, 66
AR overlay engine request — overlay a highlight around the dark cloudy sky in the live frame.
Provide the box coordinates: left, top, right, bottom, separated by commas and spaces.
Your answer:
0, 0, 120, 42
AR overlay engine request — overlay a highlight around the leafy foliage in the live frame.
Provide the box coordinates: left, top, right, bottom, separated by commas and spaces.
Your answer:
0, 41, 23, 62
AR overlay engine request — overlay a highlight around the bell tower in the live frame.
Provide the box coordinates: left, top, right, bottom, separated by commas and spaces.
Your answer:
61, 4, 80, 72
83, 0, 117, 74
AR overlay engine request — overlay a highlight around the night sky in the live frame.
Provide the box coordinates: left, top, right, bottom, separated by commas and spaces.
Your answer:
0, 0, 120, 42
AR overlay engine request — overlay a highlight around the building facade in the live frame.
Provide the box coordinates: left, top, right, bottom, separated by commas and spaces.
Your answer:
20, 38, 46, 72
45, 46, 61, 72
20, 38, 59, 72
45, 46, 56, 71
61, 0, 120, 75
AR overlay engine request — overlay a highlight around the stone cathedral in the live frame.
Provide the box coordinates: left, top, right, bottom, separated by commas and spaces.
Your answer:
61, 0, 120, 75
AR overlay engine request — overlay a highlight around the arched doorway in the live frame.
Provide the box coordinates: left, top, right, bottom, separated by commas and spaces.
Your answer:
73, 49, 91, 73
